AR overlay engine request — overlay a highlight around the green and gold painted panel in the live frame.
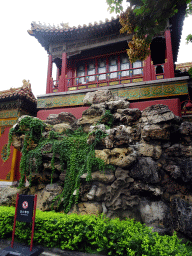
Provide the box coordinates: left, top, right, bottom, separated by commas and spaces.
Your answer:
38, 93, 85, 109
37, 80, 188, 109
0, 119, 17, 127
0, 110, 18, 119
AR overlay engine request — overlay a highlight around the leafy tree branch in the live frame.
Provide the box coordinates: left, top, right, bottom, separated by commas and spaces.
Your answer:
106, 0, 192, 62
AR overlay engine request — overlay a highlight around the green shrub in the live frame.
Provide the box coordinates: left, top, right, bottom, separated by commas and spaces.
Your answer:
1, 206, 192, 255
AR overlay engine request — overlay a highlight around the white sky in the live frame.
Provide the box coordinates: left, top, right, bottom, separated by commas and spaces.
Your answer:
0, 0, 192, 98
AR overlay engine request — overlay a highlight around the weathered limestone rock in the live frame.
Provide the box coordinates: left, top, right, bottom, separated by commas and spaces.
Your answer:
141, 104, 178, 124
164, 164, 182, 179
109, 148, 137, 168
45, 183, 63, 192
138, 141, 162, 159
44, 114, 58, 125
130, 157, 160, 183
57, 112, 77, 125
78, 104, 106, 132
165, 144, 192, 157
43, 162, 62, 171
104, 167, 137, 212
83, 90, 112, 105
115, 108, 141, 124
71, 202, 102, 215
95, 148, 137, 168
53, 123, 72, 134
106, 99, 130, 112
90, 90, 114, 104
115, 167, 134, 183
0, 187, 23, 206
95, 149, 111, 164
87, 185, 97, 200
179, 121, 192, 137
81, 170, 115, 184
105, 186, 139, 211
45, 112, 77, 126
171, 197, 192, 239
88, 125, 133, 149
179, 159, 192, 182
141, 124, 171, 141
12, 134, 25, 150
95, 184, 107, 201
26, 171, 60, 185
35, 183, 63, 211
139, 200, 169, 234
132, 182, 163, 196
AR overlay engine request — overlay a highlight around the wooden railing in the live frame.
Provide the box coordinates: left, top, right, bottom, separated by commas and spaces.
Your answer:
66, 66, 144, 91
51, 63, 166, 93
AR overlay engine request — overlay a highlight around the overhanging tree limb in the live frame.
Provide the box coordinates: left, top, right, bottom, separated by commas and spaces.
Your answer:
106, 0, 192, 62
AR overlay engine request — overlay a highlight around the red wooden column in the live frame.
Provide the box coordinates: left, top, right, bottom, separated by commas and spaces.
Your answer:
143, 55, 152, 81
164, 30, 175, 79
46, 55, 53, 94
58, 52, 67, 92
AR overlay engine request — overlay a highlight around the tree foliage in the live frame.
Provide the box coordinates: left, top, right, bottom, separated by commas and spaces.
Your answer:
106, 0, 192, 62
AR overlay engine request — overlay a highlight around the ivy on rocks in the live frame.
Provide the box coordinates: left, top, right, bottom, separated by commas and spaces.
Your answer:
6, 116, 110, 213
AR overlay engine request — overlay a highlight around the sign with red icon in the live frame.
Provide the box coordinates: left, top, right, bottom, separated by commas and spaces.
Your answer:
16, 195, 34, 223
11, 193, 38, 252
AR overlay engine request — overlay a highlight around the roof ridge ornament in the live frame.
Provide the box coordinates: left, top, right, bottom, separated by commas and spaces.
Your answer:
22, 79, 31, 90
60, 22, 70, 30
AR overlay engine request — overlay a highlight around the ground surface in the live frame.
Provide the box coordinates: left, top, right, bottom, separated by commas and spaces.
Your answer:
0, 239, 106, 256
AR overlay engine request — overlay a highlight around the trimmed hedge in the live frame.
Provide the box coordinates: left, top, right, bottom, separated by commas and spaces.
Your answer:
0, 206, 192, 255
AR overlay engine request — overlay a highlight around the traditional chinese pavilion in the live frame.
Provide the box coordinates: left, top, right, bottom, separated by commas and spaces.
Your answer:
0, 82, 37, 186
0, 5, 190, 187
27, 4, 190, 120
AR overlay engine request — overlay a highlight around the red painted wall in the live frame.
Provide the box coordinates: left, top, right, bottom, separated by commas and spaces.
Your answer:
0, 127, 14, 180
37, 106, 89, 120
37, 98, 181, 121
130, 98, 181, 117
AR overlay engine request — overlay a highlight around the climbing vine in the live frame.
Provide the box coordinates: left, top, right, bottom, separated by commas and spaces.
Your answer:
6, 116, 111, 213
50, 127, 108, 213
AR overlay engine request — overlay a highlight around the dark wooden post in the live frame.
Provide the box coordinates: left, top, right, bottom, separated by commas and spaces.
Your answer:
46, 55, 53, 94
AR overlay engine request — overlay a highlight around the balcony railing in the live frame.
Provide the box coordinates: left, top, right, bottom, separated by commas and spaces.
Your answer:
66, 66, 144, 91
51, 63, 166, 93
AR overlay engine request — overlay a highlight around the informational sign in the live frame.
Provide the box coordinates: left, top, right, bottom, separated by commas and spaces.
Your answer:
10, 193, 39, 253
16, 195, 35, 223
